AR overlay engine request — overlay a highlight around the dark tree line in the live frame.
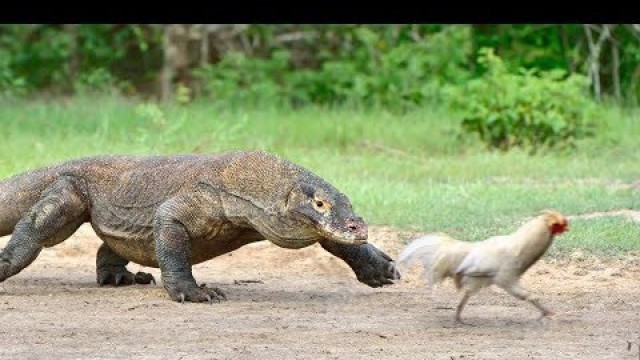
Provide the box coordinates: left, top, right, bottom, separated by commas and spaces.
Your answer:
1, 24, 640, 105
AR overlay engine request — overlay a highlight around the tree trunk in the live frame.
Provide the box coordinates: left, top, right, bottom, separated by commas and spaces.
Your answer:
583, 25, 599, 101
161, 25, 174, 102
611, 40, 621, 102
65, 24, 79, 93
558, 25, 570, 73
160, 24, 191, 102
200, 25, 210, 68
583, 24, 612, 102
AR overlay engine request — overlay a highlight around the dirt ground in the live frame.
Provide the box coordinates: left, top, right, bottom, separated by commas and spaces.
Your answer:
1, 224, 639, 360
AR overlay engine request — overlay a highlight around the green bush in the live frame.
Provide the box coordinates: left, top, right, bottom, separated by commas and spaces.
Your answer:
450, 48, 598, 153
196, 26, 473, 110
0, 25, 161, 95
0, 50, 26, 96
313, 25, 472, 108
196, 50, 290, 106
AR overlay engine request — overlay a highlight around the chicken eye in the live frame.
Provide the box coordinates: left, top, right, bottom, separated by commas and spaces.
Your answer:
315, 200, 324, 208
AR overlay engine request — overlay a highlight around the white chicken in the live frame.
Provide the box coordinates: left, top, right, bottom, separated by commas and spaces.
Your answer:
397, 209, 569, 324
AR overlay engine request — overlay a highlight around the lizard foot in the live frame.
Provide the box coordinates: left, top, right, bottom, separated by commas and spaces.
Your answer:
353, 245, 401, 288
167, 283, 227, 304
97, 266, 156, 286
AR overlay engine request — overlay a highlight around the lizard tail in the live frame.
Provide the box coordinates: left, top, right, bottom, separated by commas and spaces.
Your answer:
0, 164, 68, 235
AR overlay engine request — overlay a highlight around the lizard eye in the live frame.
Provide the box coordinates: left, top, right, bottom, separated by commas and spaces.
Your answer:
312, 199, 330, 212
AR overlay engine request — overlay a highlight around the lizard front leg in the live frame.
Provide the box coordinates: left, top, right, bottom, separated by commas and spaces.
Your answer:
320, 241, 401, 287
153, 195, 226, 303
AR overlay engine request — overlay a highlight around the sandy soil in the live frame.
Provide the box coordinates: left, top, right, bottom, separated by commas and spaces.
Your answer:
0, 224, 639, 359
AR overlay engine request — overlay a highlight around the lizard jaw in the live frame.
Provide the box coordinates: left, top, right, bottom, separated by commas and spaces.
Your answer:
317, 222, 369, 246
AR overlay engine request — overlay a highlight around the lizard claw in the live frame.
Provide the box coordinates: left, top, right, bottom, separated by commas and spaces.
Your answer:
347, 244, 400, 288
134, 271, 156, 285
199, 283, 225, 302
210, 286, 227, 301
170, 285, 226, 303
164, 274, 228, 303
97, 267, 154, 286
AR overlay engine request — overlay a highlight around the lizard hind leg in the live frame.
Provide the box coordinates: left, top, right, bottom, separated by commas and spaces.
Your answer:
0, 176, 90, 283
96, 243, 156, 286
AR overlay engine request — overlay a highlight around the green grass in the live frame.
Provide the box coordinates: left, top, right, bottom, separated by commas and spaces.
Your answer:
0, 94, 639, 255
553, 216, 640, 256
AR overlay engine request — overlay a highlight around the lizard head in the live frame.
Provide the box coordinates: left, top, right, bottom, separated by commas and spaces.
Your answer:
285, 181, 368, 245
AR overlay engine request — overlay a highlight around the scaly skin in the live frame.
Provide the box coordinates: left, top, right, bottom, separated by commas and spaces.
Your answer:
0, 150, 399, 302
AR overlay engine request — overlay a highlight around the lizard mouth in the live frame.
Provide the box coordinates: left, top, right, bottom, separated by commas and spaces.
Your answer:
317, 220, 368, 245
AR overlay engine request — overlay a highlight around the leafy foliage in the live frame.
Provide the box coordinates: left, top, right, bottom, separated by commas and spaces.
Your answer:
0, 48, 26, 96
196, 26, 472, 110
451, 48, 598, 153
0, 25, 161, 94
196, 50, 291, 106
3, 24, 640, 108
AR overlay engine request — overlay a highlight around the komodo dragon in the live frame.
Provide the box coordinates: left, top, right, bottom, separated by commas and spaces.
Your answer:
0, 150, 399, 302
